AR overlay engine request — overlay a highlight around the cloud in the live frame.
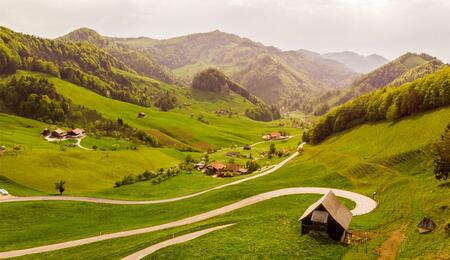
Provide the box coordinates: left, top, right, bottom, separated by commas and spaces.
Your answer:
0, 0, 448, 62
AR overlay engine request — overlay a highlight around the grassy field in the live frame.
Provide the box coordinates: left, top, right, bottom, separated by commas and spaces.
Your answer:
7, 70, 297, 151
1, 107, 449, 259
0, 113, 188, 193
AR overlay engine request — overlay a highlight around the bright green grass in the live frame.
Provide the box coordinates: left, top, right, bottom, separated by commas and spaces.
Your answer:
10, 71, 295, 150
1, 107, 449, 258
0, 113, 189, 194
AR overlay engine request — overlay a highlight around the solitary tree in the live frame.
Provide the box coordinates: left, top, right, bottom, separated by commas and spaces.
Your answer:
269, 143, 276, 154
55, 180, 66, 195
434, 124, 450, 180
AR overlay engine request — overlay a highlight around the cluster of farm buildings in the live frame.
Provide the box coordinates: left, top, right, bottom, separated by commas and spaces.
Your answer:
43, 128, 85, 139
262, 131, 288, 141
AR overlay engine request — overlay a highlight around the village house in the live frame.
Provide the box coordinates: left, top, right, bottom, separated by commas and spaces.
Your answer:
51, 128, 65, 138
299, 191, 352, 242
206, 161, 226, 175
243, 144, 252, 150
226, 151, 241, 158
67, 128, 84, 137
217, 163, 248, 177
262, 131, 288, 141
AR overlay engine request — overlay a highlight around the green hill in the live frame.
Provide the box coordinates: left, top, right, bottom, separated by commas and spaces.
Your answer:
305, 66, 450, 144
312, 53, 445, 114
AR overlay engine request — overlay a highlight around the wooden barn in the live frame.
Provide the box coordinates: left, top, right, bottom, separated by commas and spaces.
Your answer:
299, 191, 352, 242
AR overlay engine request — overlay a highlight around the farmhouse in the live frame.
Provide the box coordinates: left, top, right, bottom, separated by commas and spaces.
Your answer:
67, 128, 84, 137
51, 128, 65, 138
206, 161, 226, 174
299, 191, 352, 242
262, 131, 288, 141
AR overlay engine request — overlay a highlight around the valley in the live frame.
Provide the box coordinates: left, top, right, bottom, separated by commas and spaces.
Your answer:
0, 22, 449, 260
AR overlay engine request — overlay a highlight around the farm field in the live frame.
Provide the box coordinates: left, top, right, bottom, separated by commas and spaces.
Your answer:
1, 107, 449, 259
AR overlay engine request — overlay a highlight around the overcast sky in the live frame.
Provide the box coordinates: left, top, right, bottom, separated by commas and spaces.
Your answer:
1, 0, 449, 62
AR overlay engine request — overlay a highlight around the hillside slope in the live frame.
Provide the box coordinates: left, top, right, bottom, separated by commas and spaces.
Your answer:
105, 30, 359, 110
58, 28, 175, 84
305, 66, 450, 144
315, 53, 445, 111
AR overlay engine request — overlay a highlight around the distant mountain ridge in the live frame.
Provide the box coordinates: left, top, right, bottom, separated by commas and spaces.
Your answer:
323, 51, 389, 73
58, 28, 176, 84
95, 29, 360, 110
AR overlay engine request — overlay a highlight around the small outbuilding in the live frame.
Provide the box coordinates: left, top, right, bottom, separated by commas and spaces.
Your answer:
299, 191, 352, 242
138, 112, 146, 118
417, 217, 436, 234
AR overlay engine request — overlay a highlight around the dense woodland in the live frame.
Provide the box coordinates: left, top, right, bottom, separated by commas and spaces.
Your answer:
304, 67, 450, 144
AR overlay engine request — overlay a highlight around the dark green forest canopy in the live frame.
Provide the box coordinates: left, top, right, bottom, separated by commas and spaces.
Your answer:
305, 66, 450, 144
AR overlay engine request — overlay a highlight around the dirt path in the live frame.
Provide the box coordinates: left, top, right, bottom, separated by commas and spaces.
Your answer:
44, 135, 91, 150
0, 187, 376, 259
121, 224, 235, 260
377, 224, 407, 260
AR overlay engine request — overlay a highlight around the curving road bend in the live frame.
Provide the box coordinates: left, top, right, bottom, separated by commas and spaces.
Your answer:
0, 187, 376, 259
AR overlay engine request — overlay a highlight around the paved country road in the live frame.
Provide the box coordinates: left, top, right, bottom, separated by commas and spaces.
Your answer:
0, 150, 301, 205
0, 187, 377, 259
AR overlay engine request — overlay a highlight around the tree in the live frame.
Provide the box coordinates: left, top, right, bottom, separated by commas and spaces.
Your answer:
434, 124, 450, 180
246, 160, 260, 173
269, 143, 276, 154
55, 180, 66, 195
185, 154, 193, 164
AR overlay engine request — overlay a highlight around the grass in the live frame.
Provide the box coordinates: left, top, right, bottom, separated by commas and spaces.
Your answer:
0, 105, 449, 257
0, 113, 188, 194
9, 70, 297, 150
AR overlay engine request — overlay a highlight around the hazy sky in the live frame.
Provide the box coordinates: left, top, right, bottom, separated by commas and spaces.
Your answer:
1, 0, 449, 62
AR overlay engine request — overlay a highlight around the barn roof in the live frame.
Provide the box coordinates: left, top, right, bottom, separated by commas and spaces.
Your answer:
299, 191, 353, 230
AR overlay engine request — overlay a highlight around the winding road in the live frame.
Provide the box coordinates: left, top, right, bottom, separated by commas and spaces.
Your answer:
0, 149, 301, 205
0, 187, 376, 259
0, 141, 378, 259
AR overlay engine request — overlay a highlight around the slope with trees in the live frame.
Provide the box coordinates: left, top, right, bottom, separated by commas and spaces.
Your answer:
304, 66, 450, 144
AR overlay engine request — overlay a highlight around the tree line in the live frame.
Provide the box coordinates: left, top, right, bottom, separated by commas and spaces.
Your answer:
304, 67, 450, 144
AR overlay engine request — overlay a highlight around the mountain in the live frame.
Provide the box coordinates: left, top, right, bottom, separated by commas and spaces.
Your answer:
58, 28, 175, 84
323, 51, 389, 73
314, 53, 445, 112
102, 30, 360, 110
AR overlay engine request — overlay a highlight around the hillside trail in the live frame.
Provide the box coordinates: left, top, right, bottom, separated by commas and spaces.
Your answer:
0, 187, 377, 259
377, 224, 407, 260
